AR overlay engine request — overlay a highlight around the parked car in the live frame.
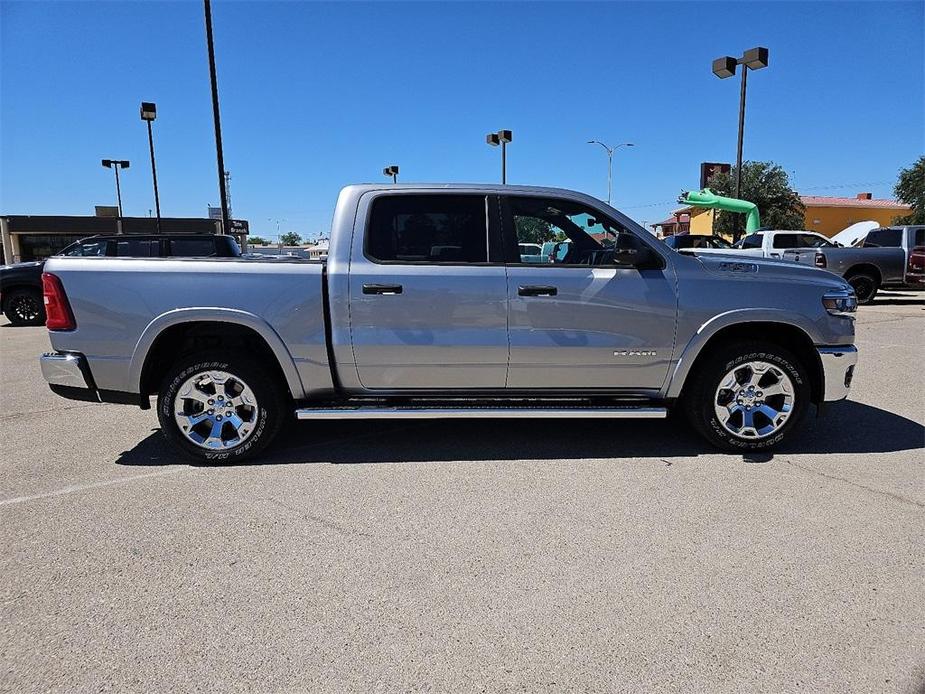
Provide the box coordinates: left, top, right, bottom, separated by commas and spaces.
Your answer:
783, 225, 925, 303
663, 234, 732, 250
518, 242, 543, 262
39, 184, 857, 461
0, 234, 240, 326
907, 243, 925, 286
697, 230, 837, 259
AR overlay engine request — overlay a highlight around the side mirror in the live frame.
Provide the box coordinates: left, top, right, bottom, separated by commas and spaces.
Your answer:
613, 235, 661, 269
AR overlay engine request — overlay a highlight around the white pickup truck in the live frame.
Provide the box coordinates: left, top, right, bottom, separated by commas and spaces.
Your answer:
704, 230, 837, 259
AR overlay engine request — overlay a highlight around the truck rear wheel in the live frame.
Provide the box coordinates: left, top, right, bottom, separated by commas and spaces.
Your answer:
846, 272, 878, 304
3, 288, 45, 326
683, 341, 809, 452
157, 351, 286, 463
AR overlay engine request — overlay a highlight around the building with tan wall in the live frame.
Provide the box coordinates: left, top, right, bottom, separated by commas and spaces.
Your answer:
800, 193, 910, 236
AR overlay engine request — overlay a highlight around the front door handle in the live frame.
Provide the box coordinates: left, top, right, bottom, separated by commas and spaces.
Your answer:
518, 285, 558, 297
363, 283, 403, 295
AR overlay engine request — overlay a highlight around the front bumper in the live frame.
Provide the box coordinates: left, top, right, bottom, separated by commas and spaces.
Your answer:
40, 351, 147, 408
817, 345, 858, 401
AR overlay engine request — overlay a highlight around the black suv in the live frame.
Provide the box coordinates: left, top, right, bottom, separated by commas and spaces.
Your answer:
0, 234, 240, 326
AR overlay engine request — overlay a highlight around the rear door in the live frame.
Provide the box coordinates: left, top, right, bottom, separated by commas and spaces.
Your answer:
501, 194, 677, 390
347, 192, 509, 390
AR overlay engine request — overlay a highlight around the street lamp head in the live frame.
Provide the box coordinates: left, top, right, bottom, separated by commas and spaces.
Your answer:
119, 160, 130, 168
140, 101, 157, 121
497, 129, 513, 144
742, 46, 769, 70
623, 143, 635, 147
383, 165, 399, 177
712, 56, 737, 79
101, 159, 113, 168
486, 132, 501, 146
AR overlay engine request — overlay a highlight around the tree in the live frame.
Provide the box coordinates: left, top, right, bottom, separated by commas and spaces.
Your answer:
706, 161, 804, 238
892, 155, 925, 225
248, 236, 268, 245
515, 217, 553, 244
279, 232, 302, 246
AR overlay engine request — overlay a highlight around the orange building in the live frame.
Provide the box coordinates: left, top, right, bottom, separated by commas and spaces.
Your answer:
800, 193, 911, 237
652, 192, 911, 239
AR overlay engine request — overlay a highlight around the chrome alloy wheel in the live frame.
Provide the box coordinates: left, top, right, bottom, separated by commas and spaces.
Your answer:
713, 360, 795, 439
173, 370, 259, 450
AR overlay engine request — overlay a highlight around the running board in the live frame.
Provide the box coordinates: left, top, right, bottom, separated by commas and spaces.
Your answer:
295, 406, 667, 420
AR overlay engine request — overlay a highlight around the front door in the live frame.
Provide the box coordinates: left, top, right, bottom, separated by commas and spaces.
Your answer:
502, 194, 677, 390
348, 192, 508, 390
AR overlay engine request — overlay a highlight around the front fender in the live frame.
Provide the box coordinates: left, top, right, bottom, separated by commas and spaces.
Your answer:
663, 308, 822, 399
129, 307, 306, 398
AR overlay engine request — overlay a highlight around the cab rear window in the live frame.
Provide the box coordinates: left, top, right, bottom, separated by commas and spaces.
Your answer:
366, 195, 488, 264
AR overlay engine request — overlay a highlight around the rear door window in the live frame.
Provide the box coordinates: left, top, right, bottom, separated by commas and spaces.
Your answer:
169, 238, 218, 257
864, 228, 903, 247
366, 194, 489, 263
114, 239, 159, 257
772, 233, 800, 249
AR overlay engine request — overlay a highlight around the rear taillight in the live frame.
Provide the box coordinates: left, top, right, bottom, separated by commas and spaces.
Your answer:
42, 272, 76, 331
814, 252, 827, 268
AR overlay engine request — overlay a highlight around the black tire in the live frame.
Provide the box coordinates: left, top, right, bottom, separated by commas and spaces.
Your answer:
156, 351, 287, 463
846, 272, 879, 305
682, 341, 810, 452
3, 289, 45, 326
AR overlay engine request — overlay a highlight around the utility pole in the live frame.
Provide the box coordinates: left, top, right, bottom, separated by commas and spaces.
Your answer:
204, 0, 230, 234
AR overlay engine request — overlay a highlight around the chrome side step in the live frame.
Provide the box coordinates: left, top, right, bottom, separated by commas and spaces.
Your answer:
295, 406, 667, 420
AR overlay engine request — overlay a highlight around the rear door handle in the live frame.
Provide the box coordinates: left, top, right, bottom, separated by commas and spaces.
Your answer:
363, 283, 403, 295
518, 285, 558, 297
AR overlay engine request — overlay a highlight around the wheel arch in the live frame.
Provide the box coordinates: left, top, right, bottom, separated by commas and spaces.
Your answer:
132, 309, 305, 400
667, 315, 824, 405
843, 263, 882, 285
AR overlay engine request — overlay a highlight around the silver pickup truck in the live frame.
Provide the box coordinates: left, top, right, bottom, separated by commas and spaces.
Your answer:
783, 225, 925, 303
39, 184, 859, 461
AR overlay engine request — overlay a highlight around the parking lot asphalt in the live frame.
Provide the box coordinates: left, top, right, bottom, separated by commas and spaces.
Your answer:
1, 294, 923, 693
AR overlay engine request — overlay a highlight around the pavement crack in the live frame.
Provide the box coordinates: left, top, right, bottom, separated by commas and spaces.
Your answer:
781, 458, 925, 510
0, 402, 114, 422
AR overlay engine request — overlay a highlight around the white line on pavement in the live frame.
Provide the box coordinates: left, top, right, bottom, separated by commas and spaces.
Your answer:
0, 468, 185, 508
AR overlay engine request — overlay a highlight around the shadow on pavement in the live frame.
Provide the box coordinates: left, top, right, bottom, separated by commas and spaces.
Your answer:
870, 292, 925, 306
115, 400, 924, 468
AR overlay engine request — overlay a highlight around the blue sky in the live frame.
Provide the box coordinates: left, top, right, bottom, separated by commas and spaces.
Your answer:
2, 1, 922, 240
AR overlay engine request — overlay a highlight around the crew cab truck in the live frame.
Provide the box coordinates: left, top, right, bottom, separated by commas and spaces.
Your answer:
784, 225, 925, 303
702, 229, 836, 259
39, 184, 859, 461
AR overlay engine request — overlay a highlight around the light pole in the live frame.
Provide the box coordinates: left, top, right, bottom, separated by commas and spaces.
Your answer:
586, 141, 633, 206
486, 129, 513, 184
101, 159, 130, 218
383, 165, 399, 183
267, 218, 287, 242
712, 46, 769, 238
139, 102, 162, 233
204, 0, 230, 235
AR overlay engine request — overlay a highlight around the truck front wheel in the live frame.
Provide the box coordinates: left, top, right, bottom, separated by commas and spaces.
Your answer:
157, 352, 286, 463
683, 342, 809, 452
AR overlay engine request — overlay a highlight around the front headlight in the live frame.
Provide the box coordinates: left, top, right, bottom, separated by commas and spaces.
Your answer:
822, 289, 858, 317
